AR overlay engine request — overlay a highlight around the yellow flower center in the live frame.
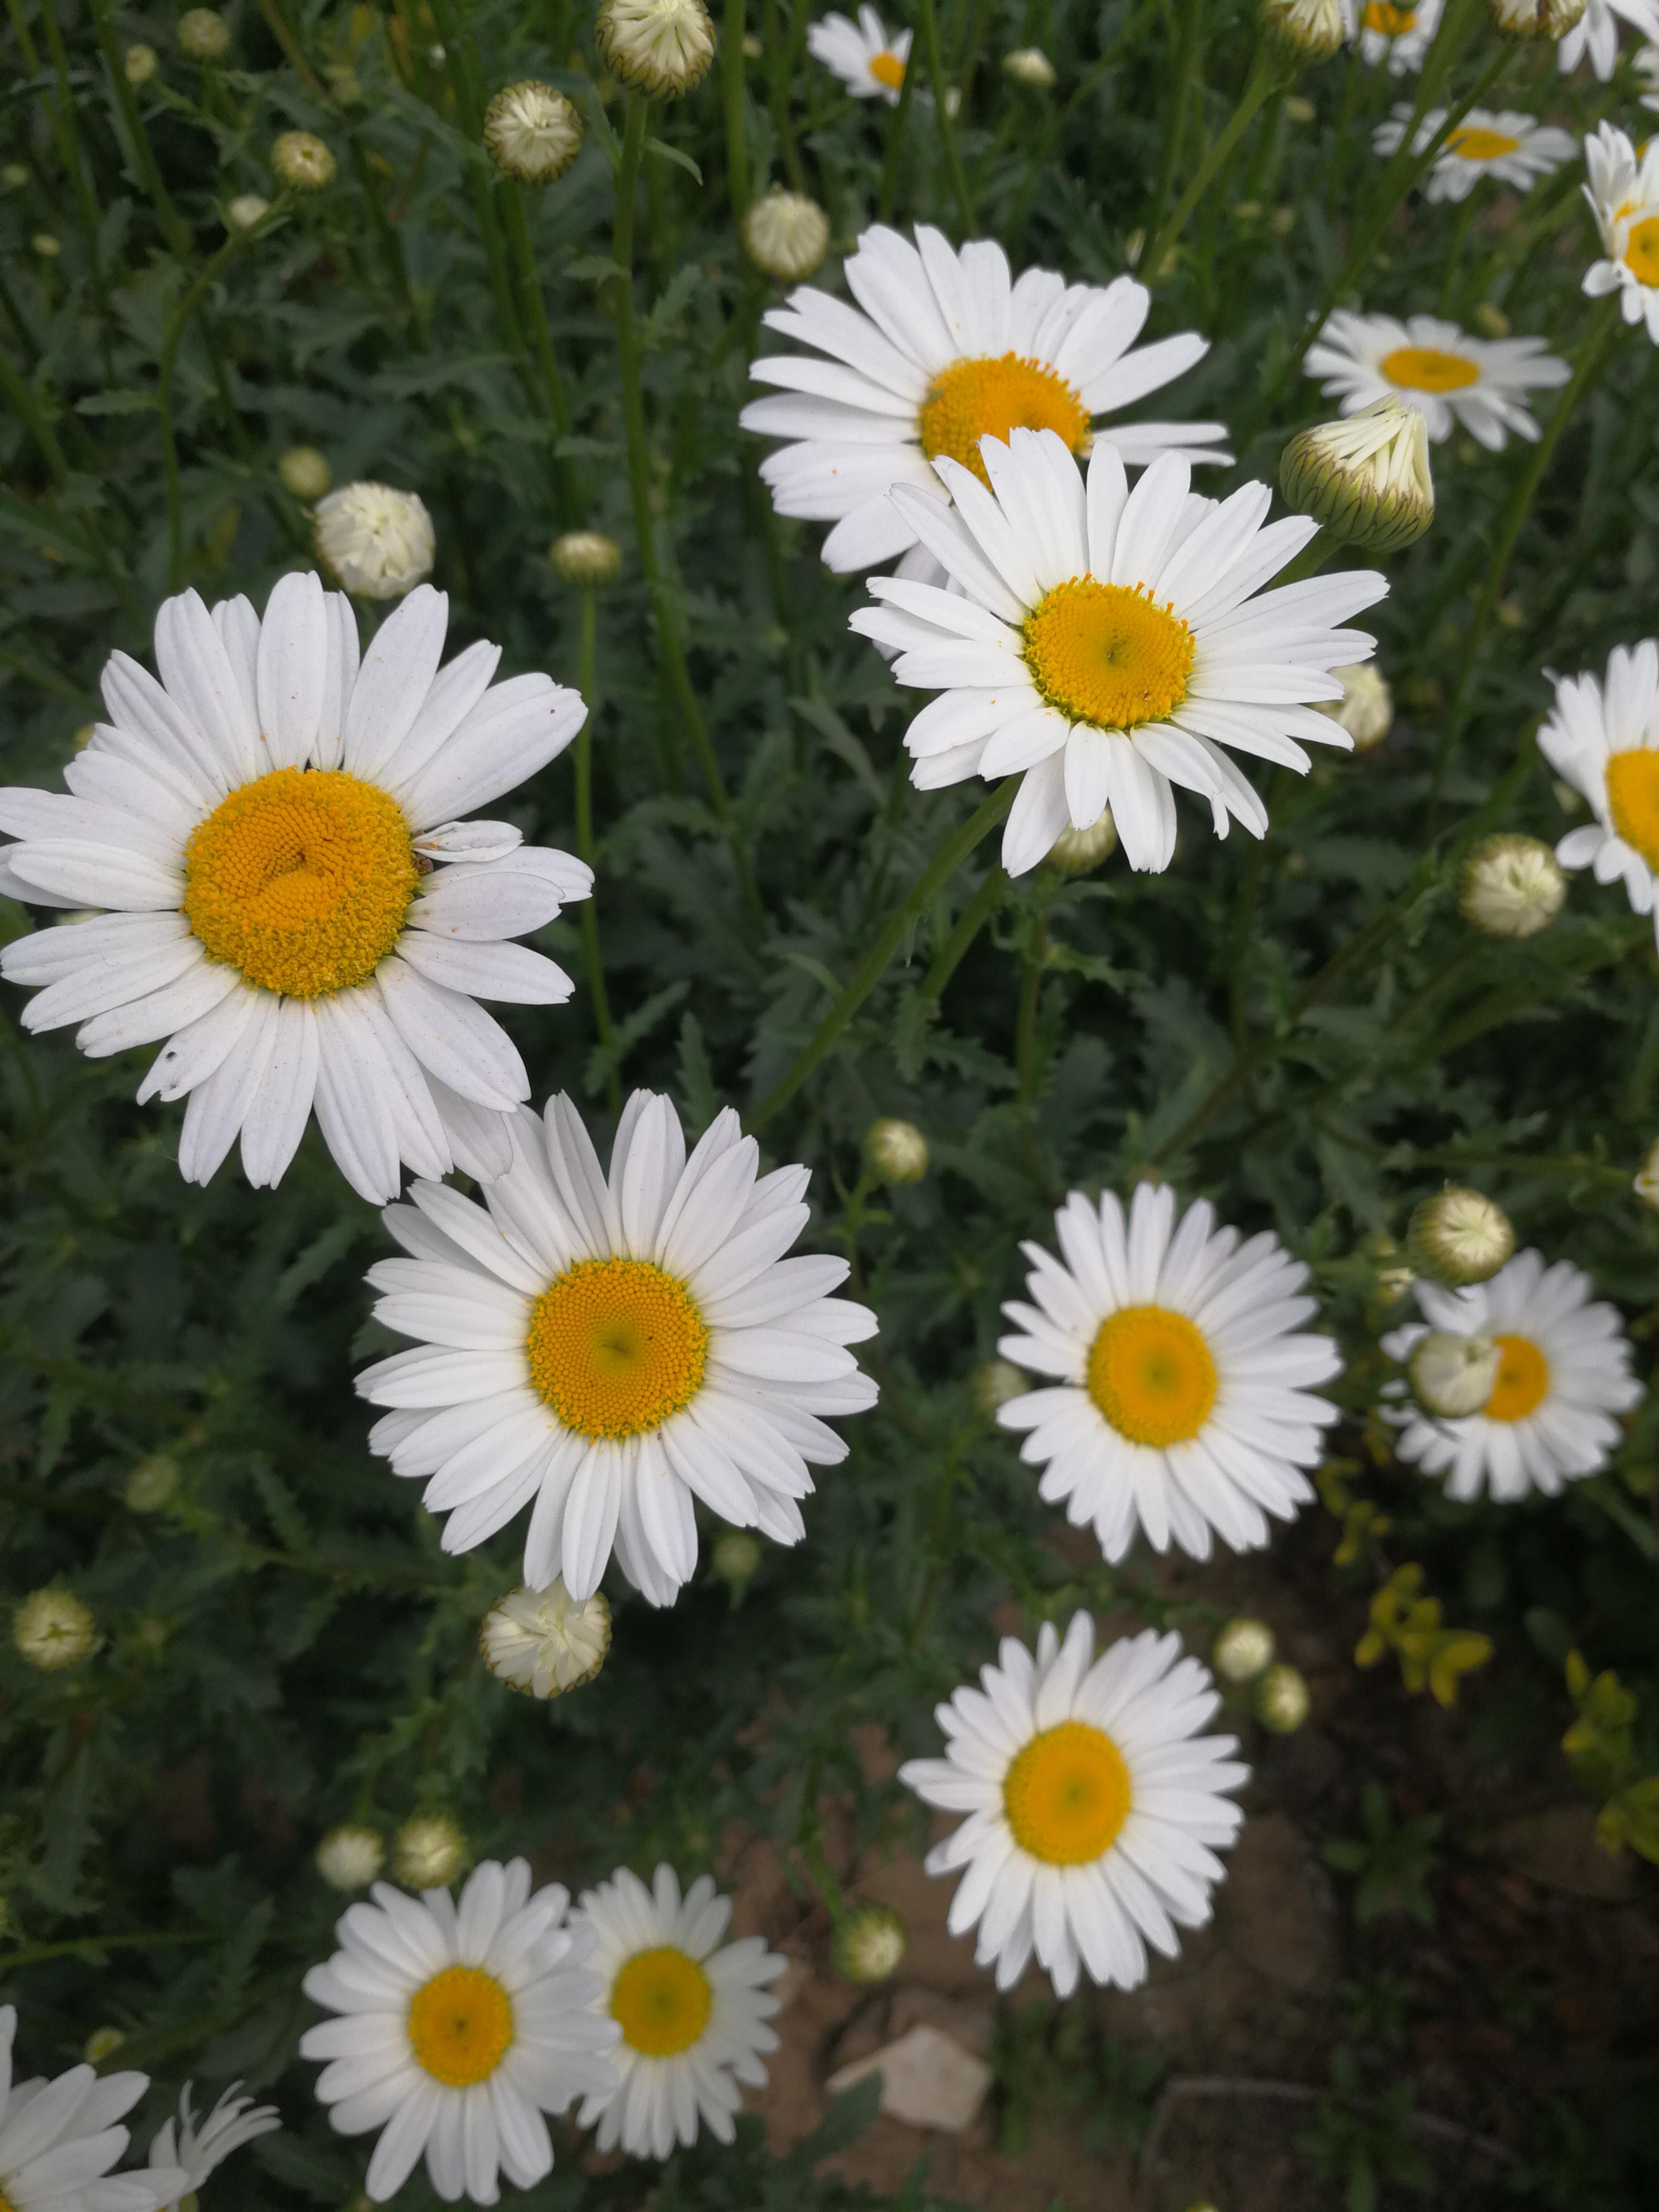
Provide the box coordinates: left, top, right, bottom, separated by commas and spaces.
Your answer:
1483, 1332, 1549, 1423
1363, 0, 1418, 28
869, 47, 906, 88
610, 1945, 713, 2056
1622, 214, 1659, 287
1445, 125, 1521, 162
1605, 746, 1659, 870
182, 766, 416, 999
1021, 578, 1194, 731
406, 1965, 515, 2087
1380, 345, 1481, 393
917, 353, 1092, 488
526, 1257, 709, 1438
1087, 1303, 1218, 1446
1003, 1720, 1132, 1864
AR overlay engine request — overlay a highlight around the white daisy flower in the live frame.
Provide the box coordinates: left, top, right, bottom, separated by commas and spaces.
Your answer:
1304, 310, 1571, 447
0, 2005, 187, 2212
897, 1614, 1248, 1997
1582, 122, 1659, 341
806, 6, 911, 102
1558, 0, 1659, 75
994, 1182, 1342, 1563
0, 578, 590, 1204
355, 1089, 878, 1608
740, 222, 1229, 576
1538, 639, 1659, 940
849, 428, 1385, 877
1348, 0, 1444, 70
1371, 104, 1576, 201
299, 1857, 619, 2205
574, 1864, 785, 2160
1381, 1252, 1641, 1500
146, 2084, 280, 2211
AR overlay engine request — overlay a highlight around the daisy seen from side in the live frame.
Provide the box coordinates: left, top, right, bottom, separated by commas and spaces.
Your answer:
1582, 122, 1659, 340
993, 1181, 1342, 1562
0, 2005, 187, 2212
806, 6, 910, 100
1371, 104, 1576, 201
1350, 0, 1444, 72
849, 428, 1386, 877
574, 1865, 785, 2159
1558, 0, 1659, 74
0, 578, 590, 1204
1381, 1251, 1641, 1501
299, 1857, 619, 2204
146, 2085, 280, 2211
740, 222, 1229, 577
356, 1089, 878, 1607
1304, 310, 1571, 447
898, 1613, 1248, 1996
1539, 639, 1659, 939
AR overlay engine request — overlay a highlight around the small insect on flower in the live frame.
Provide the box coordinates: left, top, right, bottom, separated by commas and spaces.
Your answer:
483, 81, 583, 183
1280, 398, 1434, 550
1459, 832, 1566, 937
272, 130, 336, 189
596, 0, 716, 96
314, 481, 435, 598
316, 1824, 386, 1890
1314, 661, 1394, 750
808, 6, 913, 100
741, 188, 832, 282
1408, 1188, 1515, 1286
479, 1581, 612, 1697
1581, 123, 1659, 342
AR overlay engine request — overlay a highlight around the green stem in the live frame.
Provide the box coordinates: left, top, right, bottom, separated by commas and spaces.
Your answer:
159, 229, 261, 587
88, 0, 190, 255
917, 0, 974, 227
611, 95, 762, 925
38, 0, 109, 333
1143, 54, 1287, 279
498, 186, 578, 522
574, 590, 621, 1114
0, 1927, 225, 1974
723, 0, 750, 214
877, 48, 917, 224
748, 781, 1016, 1132
0, 344, 69, 485
1142, 0, 1204, 261
762, 0, 807, 189
920, 864, 1007, 999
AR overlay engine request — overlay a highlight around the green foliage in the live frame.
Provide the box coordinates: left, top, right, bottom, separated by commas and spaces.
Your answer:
1321, 1782, 1442, 1925
1297, 2049, 1431, 2212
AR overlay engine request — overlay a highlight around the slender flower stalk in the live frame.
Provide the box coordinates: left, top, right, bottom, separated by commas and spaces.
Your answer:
877, 31, 918, 222
1143, 0, 1205, 261
1142, 51, 1291, 278
574, 585, 621, 1113
724, 0, 750, 212
916, 0, 974, 226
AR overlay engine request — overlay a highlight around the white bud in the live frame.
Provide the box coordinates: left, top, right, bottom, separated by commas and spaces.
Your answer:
484, 81, 583, 183
1280, 397, 1434, 552
550, 529, 622, 584
1262, 0, 1346, 59
316, 1825, 385, 1890
177, 8, 230, 59
1314, 662, 1393, 751
13, 1588, 95, 1671
1046, 809, 1119, 872
1254, 1662, 1311, 1733
742, 189, 831, 282
392, 1815, 467, 1889
125, 42, 158, 83
833, 1904, 907, 1982
1409, 1329, 1501, 1418
1489, 0, 1585, 35
1408, 1187, 1514, 1287
479, 1581, 612, 1698
1212, 1617, 1277, 1684
1459, 833, 1565, 939
866, 1117, 929, 1185
279, 445, 332, 501
315, 482, 435, 599
272, 130, 336, 190
1002, 46, 1056, 86
225, 193, 271, 232
596, 0, 716, 96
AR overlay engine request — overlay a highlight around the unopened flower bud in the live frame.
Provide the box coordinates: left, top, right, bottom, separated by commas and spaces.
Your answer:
225, 193, 270, 232
125, 42, 158, 83
316, 1824, 385, 1891
1279, 397, 1434, 553
1636, 1139, 1659, 1210
178, 8, 230, 60
393, 1815, 467, 1889
480, 1581, 610, 1697
866, 1117, 928, 1185
596, 0, 716, 96
13, 1588, 95, 1671
83, 2027, 125, 2063
1488, 0, 1585, 35
742, 188, 831, 282
550, 530, 622, 585
1409, 1329, 1500, 1418
711, 1530, 763, 1591
1, 163, 28, 190
1459, 833, 1565, 939
1254, 1662, 1310, 1733
315, 482, 435, 599
125, 1454, 178, 1512
972, 1358, 1026, 1415
32, 233, 60, 258
484, 81, 583, 182
1314, 662, 1392, 750
1212, 1617, 1276, 1685
272, 130, 336, 190
1408, 1187, 1514, 1287
833, 1903, 907, 1983
1262, 0, 1346, 61
1002, 46, 1056, 86
1047, 809, 1118, 872
279, 445, 332, 500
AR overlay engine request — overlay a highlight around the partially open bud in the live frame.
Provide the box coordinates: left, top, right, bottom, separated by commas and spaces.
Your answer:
596, 0, 716, 96
1262, 0, 1345, 62
393, 1815, 467, 1889
178, 8, 230, 59
484, 81, 583, 182
833, 1903, 907, 1983
550, 529, 622, 585
1254, 1663, 1311, 1733
1047, 809, 1118, 872
1002, 46, 1057, 86
1408, 1187, 1514, 1286
1212, 1617, 1277, 1685
1409, 1329, 1500, 1418
1488, 0, 1585, 35
972, 1358, 1026, 1415
279, 445, 332, 501
742, 188, 831, 282
1279, 397, 1434, 553
272, 130, 336, 190
1459, 833, 1565, 939
1636, 1140, 1659, 1210
316, 1823, 385, 1891
13, 1588, 95, 1671
1314, 662, 1392, 751
316, 481, 435, 599
481, 1581, 611, 1697
866, 1117, 928, 1185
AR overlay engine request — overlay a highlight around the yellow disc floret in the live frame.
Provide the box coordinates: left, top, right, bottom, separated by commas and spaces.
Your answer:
1623, 215, 1659, 287
1362, 0, 1418, 28
1003, 1720, 1132, 1864
869, 47, 906, 88
407, 1965, 515, 2087
182, 767, 416, 998
1022, 578, 1195, 733
1484, 1332, 1549, 1423
1605, 746, 1659, 869
1444, 125, 1521, 161
610, 1945, 713, 2056
917, 354, 1091, 487
1380, 345, 1481, 393
526, 1258, 710, 1438
1087, 1303, 1219, 1446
